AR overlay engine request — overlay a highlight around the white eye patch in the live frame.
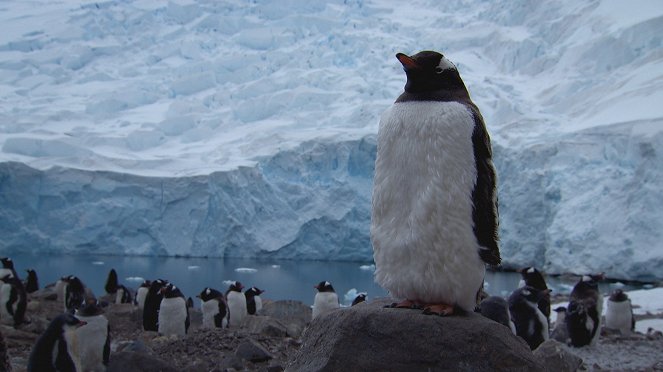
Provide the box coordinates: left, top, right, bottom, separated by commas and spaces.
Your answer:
527, 267, 535, 274
435, 57, 456, 73
206, 288, 211, 295
522, 289, 531, 296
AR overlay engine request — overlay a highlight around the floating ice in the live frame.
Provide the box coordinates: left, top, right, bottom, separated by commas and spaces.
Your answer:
125, 276, 145, 282
359, 265, 375, 272
91, 261, 105, 266
235, 268, 258, 274
187, 265, 200, 270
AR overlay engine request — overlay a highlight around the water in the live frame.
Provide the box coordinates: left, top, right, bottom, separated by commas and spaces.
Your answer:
4, 253, 641, 306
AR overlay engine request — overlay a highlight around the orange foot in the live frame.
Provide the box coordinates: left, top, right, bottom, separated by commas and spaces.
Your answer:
422, 303, 455, 316
386, 299, 423, 309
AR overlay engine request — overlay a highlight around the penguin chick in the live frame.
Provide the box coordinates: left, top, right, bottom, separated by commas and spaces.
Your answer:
312, 281, 339, 320
550, 306, 570, 343
518, 267, 551, 324
605, 289, 635, 335
479, 296, 516, 335
28, 313, 87, 372
508, 286, 550, 350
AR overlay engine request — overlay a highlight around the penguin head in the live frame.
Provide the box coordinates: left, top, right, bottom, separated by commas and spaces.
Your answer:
228, 281, 244, 292
161, 283, 184, 298
609, 288, 629, 302
396, 51, 465, 94
519, 267, 548, 290
577, 272, 604, 289
140, 280, 152, 288
76, 298, 105, 317
245, 287, 264, 297
0, 257, 14, 269
351, 293, 367, 306
53, 313, 87, 332
315, 281, 335, 293
198, 287, 223, 301
510, 286, 550, 306
149, 279, 168, 292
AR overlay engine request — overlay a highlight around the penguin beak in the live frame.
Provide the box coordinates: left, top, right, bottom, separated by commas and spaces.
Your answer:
396, 53, 420, 71
77, 321, 87, 328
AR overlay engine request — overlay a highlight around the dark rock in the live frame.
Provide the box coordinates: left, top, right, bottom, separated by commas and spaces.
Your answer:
0, 328, 12, 372
108, 351, 178, 372
287, 298, 544, 372
260, 300, 311, 338
219, 354, 245, 370
245, 316, 288, 337
533, 339, 583, 372
235, 339, 273, 363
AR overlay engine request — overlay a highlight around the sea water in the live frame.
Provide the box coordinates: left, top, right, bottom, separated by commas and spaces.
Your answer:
4, 253, 637, 306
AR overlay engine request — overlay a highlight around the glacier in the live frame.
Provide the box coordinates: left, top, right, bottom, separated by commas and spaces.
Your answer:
1, 0, 663, 281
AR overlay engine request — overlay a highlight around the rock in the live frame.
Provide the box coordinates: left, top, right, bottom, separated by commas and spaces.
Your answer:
235, 339, 274, 363
113, 340, 152, 354
0, 328, 12, 372
245, 316, 288, 337
260, 300, 311, 337
287, 298, 544, 372
219, 354, 245, 370
108, 351, 178, 372
533, 340, 583, 372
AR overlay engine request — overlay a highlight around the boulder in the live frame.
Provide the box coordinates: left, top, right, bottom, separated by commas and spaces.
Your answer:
287, 298, 544, 371
533, 340, 583, 372
260, 300, 311, 337
108, 351, 178, 372
235, 339, 273, 363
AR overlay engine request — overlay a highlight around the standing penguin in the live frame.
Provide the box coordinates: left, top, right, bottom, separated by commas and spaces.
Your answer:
508, 286, 550, 350
143, 279, 167, 331
566, 274, 604, 347
226, 281, 247, 328
244, 286, 265, 315
479, 296, 517, 335
605, 288, 635, 335
54, 276, 68, 301
135, 280, 151, 310
24, 269, 39, 293
197, 287, 229, 328
115, 284, 134, 304
27, 313, 87, 372
371, 51, 500, 316
104, 269, 118, 295
158, 283, 189, 336
63, 275, 87, 313
0, 274, 27, 326
0, 258, 16, 280
73, 299, 111, 372
518, 267, 551, 325
312, 281, 340, 320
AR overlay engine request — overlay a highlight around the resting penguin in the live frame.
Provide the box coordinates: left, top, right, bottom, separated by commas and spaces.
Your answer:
508, 286, 550, 350
312, 281, 340, 320
143, 279, 168, 331
226, 281, 247, 327
104, 269, 118, 295
158, 283, 189, 336
605, 288, 635, 335
479, 296, 517, 335
135, 280, 151, 310
0, 274, 27, 326
115, 284, 134, 304
352, 293, 367, 306
197, 287, 229, 328
518, 266, 551, 325
27, 313, 87, 372
244, 286, 265, 315
566, 274, 604, 347
371, 50, 500, 316
73, 299, 110, 372
24, 269, 39, 293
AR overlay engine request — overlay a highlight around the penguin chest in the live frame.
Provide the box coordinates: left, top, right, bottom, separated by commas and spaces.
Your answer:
254, 296, 263, 313
371, 101, 484, 309
73, 315, 109, 371
201, 299, 221, 328
136, 287, 148, 309
158, 297, 187, 336
0, 284, 13, 325
227, 292, 247, 327
312, 292, 339, 320
605, 300, 633, 333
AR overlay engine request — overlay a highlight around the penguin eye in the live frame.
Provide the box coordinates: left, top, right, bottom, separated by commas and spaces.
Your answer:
522, 289, 531, 296
434, 67, 444, 74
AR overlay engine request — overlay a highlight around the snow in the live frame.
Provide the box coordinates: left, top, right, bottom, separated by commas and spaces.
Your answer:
0, 0, 662, 280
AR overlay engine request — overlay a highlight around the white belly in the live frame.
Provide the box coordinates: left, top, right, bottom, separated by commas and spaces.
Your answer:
158, 297, 187, 336
0, 284, 13, 325
371, 101, 485, 311
312, 292, 339, 320
72, 314, 108, 372
227, 292, 247, 328
201, 299, 224, 328
254, 296, 263, 313
605, 299, 632, 334
136, 287, 148, 309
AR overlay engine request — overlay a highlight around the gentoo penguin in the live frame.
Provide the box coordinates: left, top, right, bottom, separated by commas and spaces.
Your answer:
371, 50, 500, 316
25, 269, 39, 293
27, 313, 87, 372
550, 306, 569, 343
605, 288, 635, 335
158, 283, 190, 336
0, 257, 16, 280
508, 286, 550, 350
143, 279, 167, 331
135, 280, 151, 310
55, 276, 68, 301
519, 267, 551, 325
352, 293, 367, 306
312, 281, 339, 320
566, 273, 604, 347
197, 287, 229, 328
63, 275, 87, 313
0, 274, 27, 326
186, 297, 194, 309
226, 281, 247, 327
105, 269, 118, 295
115, 284, 133, 304
479, 296, 516, 335
244, 286, 265, 315
73, 299, 111, 372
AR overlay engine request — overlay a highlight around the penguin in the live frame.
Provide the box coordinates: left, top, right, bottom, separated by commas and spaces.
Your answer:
135, 280, 151, 310
143, 279, 167, 331
605, 288, 635, 335
186, 297, 194, 309
0, 274, 27, 326
312, 281, 340, 320
0, 257, 16, 280
73, 299, 111, 372
55, 276, 68, 301
226, 281, 247, 327
518, 267, 551, 325
371, 50, 500, 316
63, 275, 87, 313
197, 287, 229, 329
105, 269, 118, 295
566, 273, 604, 347
508, 286, 550, 350
24, 269, 39, 293
27, 313, 87, 372
478, 296, 516, 335
550, 306, 570, 343
115, 284, 133, 304
158, 283, 189, 336
351, 293, 367, 306
244, 286, 265, 315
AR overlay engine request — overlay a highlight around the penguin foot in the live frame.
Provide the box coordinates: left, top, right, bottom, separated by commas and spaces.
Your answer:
386, 299, 423, 310
422, 303, 454, 316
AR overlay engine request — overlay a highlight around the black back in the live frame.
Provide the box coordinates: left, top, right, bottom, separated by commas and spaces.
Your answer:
198, 287, 228, 328
143, 279, 167, 331
315, 281, 335, 293
508, 286, 547, 350
105, 269, 118, 294
351, 293, 367, 306
116, 285, 133, 304
566, 299, 598, 347
25, 269, 39, 293
64, 276, 86, 313
28, 313, 85, 372
2, 274, 27, 326
244, 287, 264, 315
519, 267, 551, 321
